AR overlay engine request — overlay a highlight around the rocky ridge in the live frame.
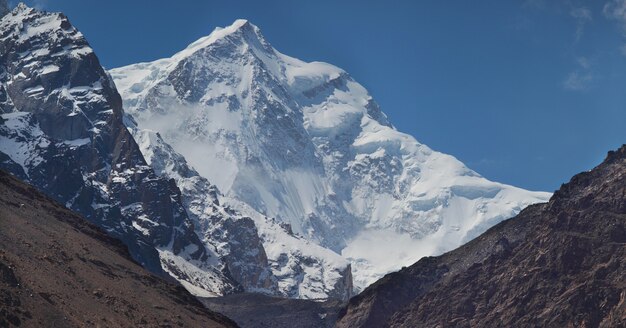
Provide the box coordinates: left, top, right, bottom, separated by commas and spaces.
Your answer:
336, 146, 626, 327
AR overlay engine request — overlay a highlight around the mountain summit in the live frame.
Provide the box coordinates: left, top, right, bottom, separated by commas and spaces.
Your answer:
111, 19, 551, 290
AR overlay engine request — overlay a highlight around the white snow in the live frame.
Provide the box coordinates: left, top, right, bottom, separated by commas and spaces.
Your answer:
131, 127, 351, 299
157, 248, 227, 297
230, 198, 350, 299
110, 19, 551, 294
0, 112, 47, 176
342, 228, 440, 288
60, 137, 90, 147
40, 64, 60, 75
24, 85, 44, 95
132, 221, 150, 236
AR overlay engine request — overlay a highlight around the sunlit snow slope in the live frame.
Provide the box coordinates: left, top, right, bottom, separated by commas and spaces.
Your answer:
111, 19, 551, 290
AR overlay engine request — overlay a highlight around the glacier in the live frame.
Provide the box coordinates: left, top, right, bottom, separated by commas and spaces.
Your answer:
110, 19, 551, 291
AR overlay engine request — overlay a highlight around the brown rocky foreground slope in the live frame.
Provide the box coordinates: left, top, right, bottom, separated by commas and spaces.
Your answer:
0, 170, 237, 327
201, 293, 344, 328
337, 146, 626, 328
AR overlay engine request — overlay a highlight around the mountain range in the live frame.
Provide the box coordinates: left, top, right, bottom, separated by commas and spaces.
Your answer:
0, 3, 549, 300
110, 18, 550, 292
0, 3, 623, 327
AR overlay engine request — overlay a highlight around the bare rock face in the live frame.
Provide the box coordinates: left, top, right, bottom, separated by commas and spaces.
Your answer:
328, 264, 353, 301
336, 146, 626, 327
0, 4, 238, 295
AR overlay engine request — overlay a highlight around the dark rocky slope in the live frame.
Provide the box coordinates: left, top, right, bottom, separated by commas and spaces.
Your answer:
0, 170, 237, 327
337, 146, 626, 328
201, 293, 343, 328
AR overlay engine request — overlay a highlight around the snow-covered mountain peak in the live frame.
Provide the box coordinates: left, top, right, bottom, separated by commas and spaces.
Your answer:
174, 19, 268, 61
2, 3, 74, 41
1, 8, 355, 302
111, 20, 551, 291
4, 3, 68, 32
14, 2, 29, 11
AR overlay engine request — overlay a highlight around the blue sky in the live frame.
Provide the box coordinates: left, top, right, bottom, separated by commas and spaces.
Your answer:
18, 0, 626, 192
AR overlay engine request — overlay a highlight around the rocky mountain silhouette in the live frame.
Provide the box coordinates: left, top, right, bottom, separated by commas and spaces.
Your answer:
336, 145, 626, 327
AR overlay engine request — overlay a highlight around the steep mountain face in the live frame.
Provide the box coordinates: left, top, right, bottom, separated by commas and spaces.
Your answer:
0, 4, 238, 296
131, 127, 353, 300
336, 146, 626, 328
111, 19, 551, 289
0, 4, 352, 301
0, 170, 237, 327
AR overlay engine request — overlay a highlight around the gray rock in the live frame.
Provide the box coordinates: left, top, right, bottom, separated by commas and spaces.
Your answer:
0, 4, 235, 295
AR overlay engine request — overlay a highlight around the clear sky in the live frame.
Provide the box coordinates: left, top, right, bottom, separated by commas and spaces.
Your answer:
17, 0, 626, 192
